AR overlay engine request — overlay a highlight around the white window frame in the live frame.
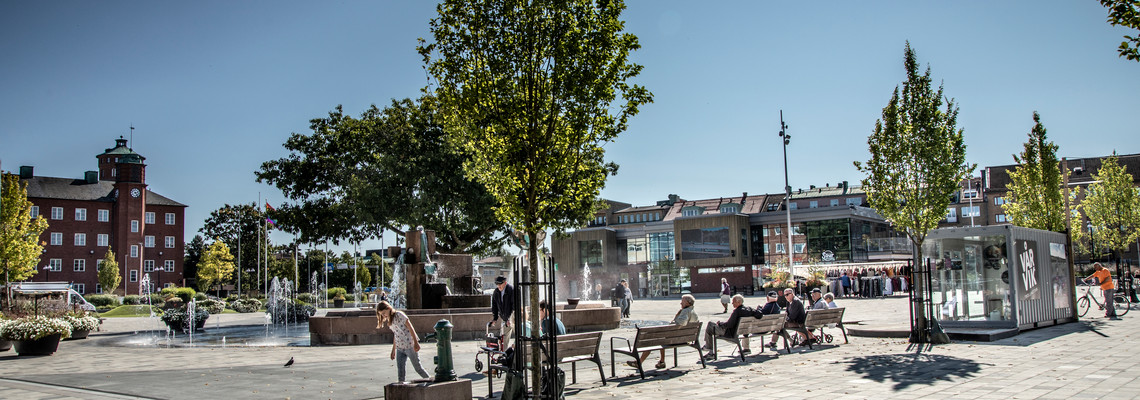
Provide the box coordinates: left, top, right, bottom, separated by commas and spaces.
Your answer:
97, 234, 109, 247
961, 206, 980, 218
74, 233, 86, 246
945, 207, 958, 223
830, 199, 839, 207
809, 201, 818, 208
129, 270, 138, 282
164, 260, 175, 272
165, 213, 175, 225
30, 206, 40, 219
74, 283, 86, 294
794, 243, 806, 254
51, 207, 63, 220
846, 197, 862, 206
50, 232, 63, 245
130, 245, 139, 258
165, 236, 175, 248
789, 202, 798, 210
145, 212, 155, 224
98, 209, 109, 222
764, 244, 769, 253
73, 259, 86, 272
131, 220, 139, 233
163, 283, 174, 289
775, 243, 785, 254
144, 235, 155, 248
75, 208, 87, 221
144, 260, 155, 272
996, 214, 1007, 223
49, 258, 62, 271
774, 227, 782, 235
96, 284, 103, 294
962, 189, 979, 199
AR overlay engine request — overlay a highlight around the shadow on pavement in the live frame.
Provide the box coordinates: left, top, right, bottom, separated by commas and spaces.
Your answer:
843, 353, 986, 391
964, 319, 1109, 347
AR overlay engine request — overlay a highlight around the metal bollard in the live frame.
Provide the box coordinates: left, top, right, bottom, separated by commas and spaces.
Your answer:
432, 319, 456, 382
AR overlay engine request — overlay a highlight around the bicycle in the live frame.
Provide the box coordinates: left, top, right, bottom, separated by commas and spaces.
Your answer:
1076, 281, 1130, 317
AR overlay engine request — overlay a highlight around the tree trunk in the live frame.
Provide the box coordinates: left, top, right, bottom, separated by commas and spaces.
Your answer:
910, 240, 950, 344
527, 231, 542, 397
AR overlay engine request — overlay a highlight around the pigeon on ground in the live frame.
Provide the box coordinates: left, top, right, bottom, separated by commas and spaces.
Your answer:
284, 357, 294, 367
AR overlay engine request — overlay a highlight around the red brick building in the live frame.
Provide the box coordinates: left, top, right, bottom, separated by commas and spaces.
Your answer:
18, 137, 186, 295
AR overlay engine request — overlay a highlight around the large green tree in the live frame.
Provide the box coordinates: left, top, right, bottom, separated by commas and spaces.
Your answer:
1099, 0, 1140, 62
183, 235, 206, 289
1076, 156, 1140, 264
0, 173, 49, 283
419, 0, 652, 390
97, 249, 121, 295
256, 97, 507, 254
1003, 112, 1066, 232
854, 42, 974, 344
197, 240, 235, 296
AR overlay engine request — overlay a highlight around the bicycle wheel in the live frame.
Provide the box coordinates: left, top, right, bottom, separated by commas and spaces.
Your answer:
1077, 295, 1091, 317
1114, 292, 1130, 316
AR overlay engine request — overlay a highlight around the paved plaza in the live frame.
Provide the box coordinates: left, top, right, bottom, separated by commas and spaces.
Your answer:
0, 294, 1137, 399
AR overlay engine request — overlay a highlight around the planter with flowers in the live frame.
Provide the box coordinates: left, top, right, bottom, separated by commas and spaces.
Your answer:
0, 319, 10, 351
0, 316, 72, 356
63, 314, 100, 340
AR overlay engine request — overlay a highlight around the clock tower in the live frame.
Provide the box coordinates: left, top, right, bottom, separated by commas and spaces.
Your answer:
99, 137, 148, 293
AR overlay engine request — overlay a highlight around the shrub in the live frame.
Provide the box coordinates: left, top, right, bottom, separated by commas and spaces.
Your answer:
265, 299, 317, 323
122, 295, 141, 305
64, 314, 101, 332
230, 298, 262, 313
197, 299, 226, 315
297, 293, 315, 304
84, 294, 119, 308
0, 316, 72, 340
160, 307, 210, 332
148, 294, 165, 306
327, 287, 347, 300
226, 295, 239, 302
164, 297, 184, 309
172, 287, 196, 302
194, 293, 207, 302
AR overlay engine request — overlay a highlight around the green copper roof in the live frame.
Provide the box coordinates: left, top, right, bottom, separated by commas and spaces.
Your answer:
100, 137, 146, 163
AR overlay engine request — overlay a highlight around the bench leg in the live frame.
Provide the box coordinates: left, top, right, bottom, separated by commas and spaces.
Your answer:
672, 347, 677, 367
571, 361, 577, 384
780, 331, 792, 354
737, 340, 745, 362
693, 344, 706, 369
610, 350, 615, 378
593, 354, 607, 385
839, 323, 849, 344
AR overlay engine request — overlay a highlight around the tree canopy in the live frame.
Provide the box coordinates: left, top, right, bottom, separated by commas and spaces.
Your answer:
199, 203, 266, 293
854, 42, 973, 344
97, 249, 120, 295
0, 173, 48, 283
1003, 112, 1066, 232
1075, 156, 1140, 261
197, 240, 235, 295
419, 0, 652, 390
1099, 0, 1140, 62
256, 97, 507, 254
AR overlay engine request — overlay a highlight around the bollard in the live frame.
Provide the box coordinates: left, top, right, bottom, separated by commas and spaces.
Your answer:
432, 319, 457, 382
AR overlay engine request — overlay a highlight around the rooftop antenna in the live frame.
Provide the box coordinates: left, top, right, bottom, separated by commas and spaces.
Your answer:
129, 124, 135, 149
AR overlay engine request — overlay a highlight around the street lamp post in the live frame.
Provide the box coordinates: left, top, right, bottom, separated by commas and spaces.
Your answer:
778, 110, 794, 278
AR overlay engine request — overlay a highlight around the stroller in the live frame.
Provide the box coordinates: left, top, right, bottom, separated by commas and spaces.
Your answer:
474, 322, 507, 377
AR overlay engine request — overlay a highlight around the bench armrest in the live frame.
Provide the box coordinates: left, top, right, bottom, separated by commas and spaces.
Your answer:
609, 336, 633, 353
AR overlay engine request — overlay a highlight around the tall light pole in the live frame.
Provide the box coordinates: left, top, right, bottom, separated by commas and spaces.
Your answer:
779, 110, 794, 278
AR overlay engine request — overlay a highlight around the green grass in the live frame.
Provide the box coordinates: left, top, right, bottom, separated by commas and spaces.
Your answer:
99, 305, 162, 318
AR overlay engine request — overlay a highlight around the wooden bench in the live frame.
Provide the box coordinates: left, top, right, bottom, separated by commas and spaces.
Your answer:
785, 308, 848, 349
609, 323, 705, 380
711, 315, 791, 361
512, 332, 607, 385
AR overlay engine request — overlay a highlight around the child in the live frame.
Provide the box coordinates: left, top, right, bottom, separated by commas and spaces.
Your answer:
375, 301, 429, 382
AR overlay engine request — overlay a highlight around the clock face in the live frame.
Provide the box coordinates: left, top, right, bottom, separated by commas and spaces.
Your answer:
130, 188, 141, 198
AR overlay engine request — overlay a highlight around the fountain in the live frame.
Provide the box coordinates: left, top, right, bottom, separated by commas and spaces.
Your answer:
389, 252, 406, 309
353, 281, 363, 308
579, 262, 592, 301
309, 271, 320, 307
186, 298, 196, 346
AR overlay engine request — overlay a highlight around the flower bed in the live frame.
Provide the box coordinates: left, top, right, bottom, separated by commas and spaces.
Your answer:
0, 316, 73, 341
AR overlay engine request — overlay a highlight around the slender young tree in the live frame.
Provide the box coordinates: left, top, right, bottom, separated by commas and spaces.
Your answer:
419, 0, 652, 391
0, 173, 49, 283
1003, 112, 1066, 232
197, 240, 235, 297
854, 42, 974, 344
97, 249, 121, 295
1077, 156, 1140, 266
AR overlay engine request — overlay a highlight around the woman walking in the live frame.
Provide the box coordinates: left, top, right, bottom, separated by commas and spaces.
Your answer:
375, 301, 429, 382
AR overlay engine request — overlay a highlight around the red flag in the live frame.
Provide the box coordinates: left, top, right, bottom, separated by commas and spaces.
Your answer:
265, 202, 276, 212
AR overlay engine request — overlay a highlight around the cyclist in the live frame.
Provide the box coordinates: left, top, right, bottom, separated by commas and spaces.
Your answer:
1083, 262, 1117, 318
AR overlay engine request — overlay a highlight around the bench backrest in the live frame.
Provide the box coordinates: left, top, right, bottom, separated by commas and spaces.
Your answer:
736, 316, 784, 336
555, 331, 602, 360
804, 308, 845, 326
633, 323, 701, 349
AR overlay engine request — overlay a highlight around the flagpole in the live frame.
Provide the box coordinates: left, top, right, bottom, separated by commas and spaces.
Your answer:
324, 242, 329, 308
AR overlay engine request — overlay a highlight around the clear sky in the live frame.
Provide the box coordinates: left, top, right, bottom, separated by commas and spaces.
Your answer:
2, 1, 1137, 255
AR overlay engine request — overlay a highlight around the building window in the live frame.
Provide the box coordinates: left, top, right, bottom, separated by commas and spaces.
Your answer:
762, 228, 768, 236
51, 207, 63, 220
74, 283, 86, 294
846, 197, 862, 206
50, 232, 62, 245
74, 233, 86, 246
129, 270, 138, 282
165, 236, 175, 248
49, 258, 62, 271
994, 197, 1006, 205
145, 236, 155, 248
961, 206, 980, 217
96, 284, 102, 294
97, 234, 109, 247
163, 283, 174, 288
794, 243, 806, 254
145, 212, 155, 224
30, 206, 39, 218
945, 207, 958, 223
75, 208, 87, 221
74, 259, 86, 272
774, 227, 782, 235
830, 199, 839, 207
98, 209, 109, 222
962, 189, 978, 199
165, 213, 175, 225
164, 260, 175, 272
996, 214, 1007, 223
144, 260, 155, 272
789, 202, 798, 210
775, 243, 785, 254
764, 244, 769, 253
809, 201, 818, 208
721, 205, 738, 214
130, 245, 139, 258
131, 220, 139, 233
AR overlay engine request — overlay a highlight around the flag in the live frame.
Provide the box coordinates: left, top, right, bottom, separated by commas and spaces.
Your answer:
266, 218, 277, 228
265, 202, 276, 212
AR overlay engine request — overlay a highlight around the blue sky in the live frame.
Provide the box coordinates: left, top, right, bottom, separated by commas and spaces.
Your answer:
2, 1, 1137, 255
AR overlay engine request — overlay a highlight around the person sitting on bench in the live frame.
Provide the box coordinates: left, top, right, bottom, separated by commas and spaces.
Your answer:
702, 294, 760, 360
630, 294, 699, 369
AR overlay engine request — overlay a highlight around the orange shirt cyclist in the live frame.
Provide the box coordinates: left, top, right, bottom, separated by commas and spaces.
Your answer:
1083, 262, 1117, 318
